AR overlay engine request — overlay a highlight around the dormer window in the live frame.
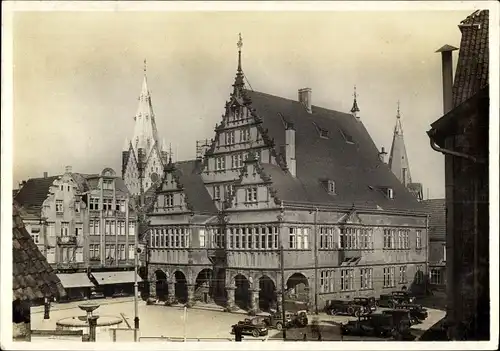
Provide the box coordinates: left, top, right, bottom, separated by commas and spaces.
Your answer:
327, 180, 336, 194
339, 129, 355, 144
385, 188, 394, 199
312, 122, 329, 139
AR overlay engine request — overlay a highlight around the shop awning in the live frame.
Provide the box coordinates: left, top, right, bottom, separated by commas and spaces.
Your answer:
56, 273, 95, 289
91, 271, 142, 285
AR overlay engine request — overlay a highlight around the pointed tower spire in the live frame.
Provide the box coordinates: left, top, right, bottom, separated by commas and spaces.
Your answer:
350, 85, 360, 119
123, 137, 130, 151
168, 143, 173, 164
388, 101, 412, 187
233, 33, 245, 95
132, 59, 160, 154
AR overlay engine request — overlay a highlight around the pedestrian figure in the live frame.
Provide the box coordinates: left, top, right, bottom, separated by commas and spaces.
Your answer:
303, 333, 307, 341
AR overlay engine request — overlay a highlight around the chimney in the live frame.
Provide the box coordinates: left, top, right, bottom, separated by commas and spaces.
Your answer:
378, 147, 388, 163
43, 172, 48, 178
285, 122, 297, 177
65, 165, 72, 173
435, 44, 458, 114
298, 88, 312, 114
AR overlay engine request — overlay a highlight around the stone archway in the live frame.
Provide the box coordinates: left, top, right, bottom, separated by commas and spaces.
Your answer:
234, 274, 251, 310
174, 271, 188, 304
286, 272, 309, 302
195, 269, 214, 304
155, 270, 168, 301
258, 275, 277, 312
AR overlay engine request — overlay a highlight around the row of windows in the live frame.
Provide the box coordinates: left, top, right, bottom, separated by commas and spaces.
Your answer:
213, 184, 235, 201
219, 128, 251, 147
89, 220, 135, 236
213, 150, 262, 172
226, 226, 280, 250
89, 244, 135, 260
320, 266, 422, 292
88, 198, 127, 212
383, 228, 422, 249
150, 227, 190, 248
289, 227, 310, 249
56, 200, 81, 214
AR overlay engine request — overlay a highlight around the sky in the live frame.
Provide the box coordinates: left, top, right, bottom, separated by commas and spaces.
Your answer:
12, 9, 474, 199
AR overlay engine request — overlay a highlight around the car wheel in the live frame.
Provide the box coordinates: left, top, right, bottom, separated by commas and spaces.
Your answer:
388, 301, 394, 309
354, 309, 361, 318
252, 329, 260, 338
347, 307, 355, 316
275, 322, 283, 331
329, 309, 337, 316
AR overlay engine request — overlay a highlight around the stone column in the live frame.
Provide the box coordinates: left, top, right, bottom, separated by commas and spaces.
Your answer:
88, 315, 99, 342
186, 284, 195, 307
226, 285, 236, 311
249, 288, 260, 315
276, 291, 283, 313
167, 279, 176, 305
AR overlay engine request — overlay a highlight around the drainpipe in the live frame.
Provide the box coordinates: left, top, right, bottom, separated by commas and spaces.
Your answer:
278, 202, 286, 341
428, 134, 480, 163
313, 207, 319, 315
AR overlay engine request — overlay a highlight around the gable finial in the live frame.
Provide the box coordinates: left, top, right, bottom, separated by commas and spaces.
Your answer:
144, 59, 147, 74
397, 100, 401, 119
168, 143, 173, 164
350, 85, 360, 118
237, 33, 243, 73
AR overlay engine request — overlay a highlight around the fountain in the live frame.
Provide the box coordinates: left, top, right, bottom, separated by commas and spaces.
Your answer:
56, 302, 123, 341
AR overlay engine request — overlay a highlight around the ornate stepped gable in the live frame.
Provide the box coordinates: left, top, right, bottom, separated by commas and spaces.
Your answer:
224, 151, 282, 210
122, 60, 169, 196
152, 158, 217, 216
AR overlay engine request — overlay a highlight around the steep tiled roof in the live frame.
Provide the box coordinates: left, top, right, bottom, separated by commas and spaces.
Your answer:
175, 160, 218, 214
12, 202, 66, 301
246, 90, 424, 212
14, 176, 59, 215
452, 10, 489, 107
421, 199, 446, 240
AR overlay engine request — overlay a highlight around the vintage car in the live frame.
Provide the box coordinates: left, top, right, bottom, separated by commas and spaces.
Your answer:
325, 299, 371, 317
340, 312, 413, 339
392, 303, 429, 324
231, 317, 269, 337
377, 291, 415, 308
257, 311, 294, 330
352, 297, 377, 312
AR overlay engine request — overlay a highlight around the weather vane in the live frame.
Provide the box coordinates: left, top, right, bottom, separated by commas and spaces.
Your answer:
237, 33, 243, 50
144, 59, 147, 73
397, 100, 401, 118
353, 85, 358, 100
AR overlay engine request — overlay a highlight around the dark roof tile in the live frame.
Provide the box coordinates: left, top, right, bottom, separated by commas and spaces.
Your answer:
12, 201, 66, 302
246, 90, 423, 212
452, 10, 489, 107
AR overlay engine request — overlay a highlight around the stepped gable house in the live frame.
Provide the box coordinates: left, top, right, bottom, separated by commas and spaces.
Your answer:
145, 35, 428, 313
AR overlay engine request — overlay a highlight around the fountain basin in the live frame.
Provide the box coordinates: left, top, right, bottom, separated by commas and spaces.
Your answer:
56, 315, 123, 329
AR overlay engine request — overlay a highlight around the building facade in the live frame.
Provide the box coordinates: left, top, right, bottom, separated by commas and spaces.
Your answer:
428, 10, 489, 341
422, 199, 446, 289
122, 61, 170, 197
15, 166, 139, 299
144, 36, 429, 313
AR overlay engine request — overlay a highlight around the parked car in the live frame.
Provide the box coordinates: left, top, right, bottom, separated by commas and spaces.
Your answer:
231, 318, 269, 337
259, 311, 294, 330
112, 291, 129, 298
325, 299, 371, 317
352, 297, 377, 312
393, 303, 429, 324
377, 291, 415, 308
340, 311, 413, 339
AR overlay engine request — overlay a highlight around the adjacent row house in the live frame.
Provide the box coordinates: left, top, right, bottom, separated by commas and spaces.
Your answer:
142, 35, 429, 313
14, 166, 141, 300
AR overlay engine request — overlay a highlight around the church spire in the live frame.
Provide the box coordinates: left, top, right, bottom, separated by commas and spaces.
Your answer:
132, 59, 160, 155
233, 33, 245, 94
350, 85, 360, 119
388, 101, 412, 187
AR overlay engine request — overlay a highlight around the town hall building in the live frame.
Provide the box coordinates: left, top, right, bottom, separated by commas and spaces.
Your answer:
143, 35, 429, 314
